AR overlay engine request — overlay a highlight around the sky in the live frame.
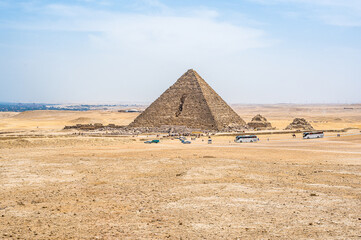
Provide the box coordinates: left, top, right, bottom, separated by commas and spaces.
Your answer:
0, 0, 360, 104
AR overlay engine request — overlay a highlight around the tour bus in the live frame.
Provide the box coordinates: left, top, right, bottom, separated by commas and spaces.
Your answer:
235, 135, 259, 143
303, 131, 324, 139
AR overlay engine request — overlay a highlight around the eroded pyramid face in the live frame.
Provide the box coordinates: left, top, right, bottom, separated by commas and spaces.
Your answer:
129, 69, 245, 130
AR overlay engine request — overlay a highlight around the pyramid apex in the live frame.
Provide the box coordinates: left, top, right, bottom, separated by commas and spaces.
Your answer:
185, 69, 200, 78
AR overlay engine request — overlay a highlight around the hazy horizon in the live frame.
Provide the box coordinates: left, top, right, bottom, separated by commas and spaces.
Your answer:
1, 101, 361, 106
1, 0, 360, 104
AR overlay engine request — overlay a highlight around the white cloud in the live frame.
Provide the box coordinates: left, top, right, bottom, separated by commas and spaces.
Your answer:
6, 3, 271, 53
2, 1, 359, 103
251, 0, 361, 26
252, 0, 361, 8
0, 2, 275, 103
320, 14, 361, 27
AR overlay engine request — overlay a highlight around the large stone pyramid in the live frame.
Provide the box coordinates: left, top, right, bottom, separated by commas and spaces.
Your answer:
129, 69, 245, 130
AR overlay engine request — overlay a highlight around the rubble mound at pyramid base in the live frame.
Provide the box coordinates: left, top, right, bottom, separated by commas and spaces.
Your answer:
131, 125, 246, 134
65, 124, 247, 135
247, 114, 274, 130
285, 118, 314, 130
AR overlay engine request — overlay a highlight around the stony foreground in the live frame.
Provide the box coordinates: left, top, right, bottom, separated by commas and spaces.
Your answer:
0, 134, 360, 239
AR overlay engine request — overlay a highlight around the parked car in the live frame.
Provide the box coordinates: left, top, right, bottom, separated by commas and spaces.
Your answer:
144, 140, 160, 144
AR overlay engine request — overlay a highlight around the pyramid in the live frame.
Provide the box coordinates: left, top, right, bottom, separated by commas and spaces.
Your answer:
129, 69, 245, 130
247, 114, 273, 130
285, 118, 314, 130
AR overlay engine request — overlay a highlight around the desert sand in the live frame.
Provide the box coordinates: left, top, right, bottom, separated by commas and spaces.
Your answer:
0, 104, 360, 239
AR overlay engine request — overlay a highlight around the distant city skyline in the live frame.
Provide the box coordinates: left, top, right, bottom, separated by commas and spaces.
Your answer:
0, 0, 360, 104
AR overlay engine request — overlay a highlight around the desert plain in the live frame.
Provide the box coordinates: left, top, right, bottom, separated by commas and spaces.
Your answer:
0, 104, 360, 239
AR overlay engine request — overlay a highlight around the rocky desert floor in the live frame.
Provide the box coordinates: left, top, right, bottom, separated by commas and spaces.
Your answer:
0, 104, 360, 239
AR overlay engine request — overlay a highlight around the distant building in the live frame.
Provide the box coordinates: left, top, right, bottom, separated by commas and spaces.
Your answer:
118, 109, 142, 113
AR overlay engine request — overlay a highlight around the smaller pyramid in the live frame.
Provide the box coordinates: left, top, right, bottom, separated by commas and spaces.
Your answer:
285, 118, 314, 130
247, 114, 273, 130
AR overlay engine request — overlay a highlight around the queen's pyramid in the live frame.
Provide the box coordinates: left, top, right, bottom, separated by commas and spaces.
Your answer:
129, 69, 246, 130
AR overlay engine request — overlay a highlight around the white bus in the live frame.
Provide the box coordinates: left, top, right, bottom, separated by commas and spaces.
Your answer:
303, 132, 324, 139
235, 135, 259, 143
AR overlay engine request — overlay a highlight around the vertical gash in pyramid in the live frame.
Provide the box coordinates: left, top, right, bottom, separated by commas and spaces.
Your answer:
129, 69, 246, 131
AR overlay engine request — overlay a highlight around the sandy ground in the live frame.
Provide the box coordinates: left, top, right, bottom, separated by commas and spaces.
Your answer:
0, 104, 360, 131
0, 111, 139, 131
232, 104, 361, 130
0, 104, 360, 239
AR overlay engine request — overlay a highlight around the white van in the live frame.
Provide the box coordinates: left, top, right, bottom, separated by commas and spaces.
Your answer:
235, 135, 259, 143
303, 132, 324, 139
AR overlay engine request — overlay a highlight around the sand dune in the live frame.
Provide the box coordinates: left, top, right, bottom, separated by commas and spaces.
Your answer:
69, 117, 98, 124
0, 110, 139, 131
